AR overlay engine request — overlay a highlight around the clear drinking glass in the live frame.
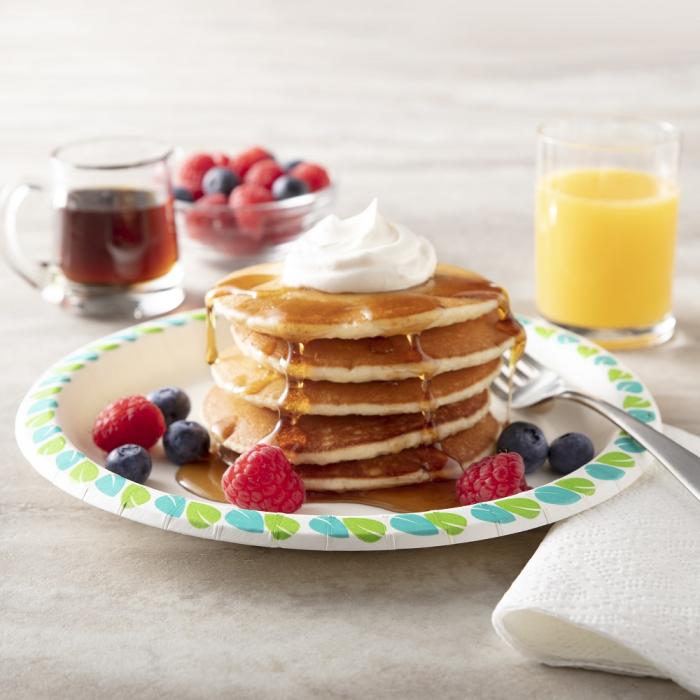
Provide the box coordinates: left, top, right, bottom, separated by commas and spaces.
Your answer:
2, 136, 184, 318
535, 117, 681, 349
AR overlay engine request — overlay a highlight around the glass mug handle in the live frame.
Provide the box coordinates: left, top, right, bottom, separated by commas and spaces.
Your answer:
1, 181, 52, 290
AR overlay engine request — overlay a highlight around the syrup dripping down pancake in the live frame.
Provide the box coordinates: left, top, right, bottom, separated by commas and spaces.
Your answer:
230, 310, 519, 383
202, 385, 490, 465
214, 413, 501, 492
211, 346, 501, 416
208, 262, 510, 341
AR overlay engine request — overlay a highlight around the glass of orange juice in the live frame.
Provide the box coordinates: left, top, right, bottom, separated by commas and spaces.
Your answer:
536, 117, 681, 349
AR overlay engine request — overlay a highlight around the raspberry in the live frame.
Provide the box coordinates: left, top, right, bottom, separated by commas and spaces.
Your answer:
92, 396, 165, 452
212, 152, 232, 168
233, 146, 273, 178
221, 444, 305, 513
244, 158, 284, 190
456, 452, 525, 506
289, 162, 330, 192
230, 183, 273, 234
195, 193, 227, 206
185, 194, 235, 243
177, 152, 216, 193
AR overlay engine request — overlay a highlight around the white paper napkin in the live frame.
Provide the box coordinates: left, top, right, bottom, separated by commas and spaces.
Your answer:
492, 425, 700, 696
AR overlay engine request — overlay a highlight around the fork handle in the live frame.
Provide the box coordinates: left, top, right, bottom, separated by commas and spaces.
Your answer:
561, 391, 700, 502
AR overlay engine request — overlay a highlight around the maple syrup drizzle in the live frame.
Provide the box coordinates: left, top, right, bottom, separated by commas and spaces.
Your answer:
204, 267, 516, 342
265, 340, 310, 452
190, 267, 524, 512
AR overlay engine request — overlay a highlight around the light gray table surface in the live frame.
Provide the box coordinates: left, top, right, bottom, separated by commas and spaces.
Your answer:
1, 1, 698, 698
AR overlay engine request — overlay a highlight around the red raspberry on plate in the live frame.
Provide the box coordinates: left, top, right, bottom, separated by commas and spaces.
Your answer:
92, 396, 165, 452
177, 153, 216, 193
456, 451, 525, 506
230, 183, 273, 234
233, 146, 273, 178
221, 444, 305, 513
245, 158, 284, 190
289, 162, 330, 192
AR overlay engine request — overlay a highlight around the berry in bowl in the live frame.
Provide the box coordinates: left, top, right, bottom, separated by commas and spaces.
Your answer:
173, 147, 335, 264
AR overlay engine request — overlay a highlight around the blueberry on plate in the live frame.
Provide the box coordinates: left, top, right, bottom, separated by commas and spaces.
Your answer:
106, 444, 152, 483
497, 421, 549, 474
202, 166, 240, 197
272, 175, 309, 200
173, 185, 195, 202
163, 420, 211, 465
147, 387, 191, 426
549, 432, 595, 475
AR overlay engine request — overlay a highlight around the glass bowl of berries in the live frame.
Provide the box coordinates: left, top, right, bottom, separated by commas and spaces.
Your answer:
173, 146, 336, 265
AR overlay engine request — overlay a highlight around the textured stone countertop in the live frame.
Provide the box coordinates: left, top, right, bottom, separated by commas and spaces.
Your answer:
1, 1, 698, 697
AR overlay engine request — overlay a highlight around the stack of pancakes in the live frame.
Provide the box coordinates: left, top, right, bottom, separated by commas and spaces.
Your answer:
202, 262, 523, 492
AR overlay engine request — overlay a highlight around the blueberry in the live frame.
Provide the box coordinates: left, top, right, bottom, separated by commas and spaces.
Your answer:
106, 444, 152, 483
282, 159, 303, 172
549, 432, 595, 475
272, 175, 309, 200
497, 421, 549, 474
147, 387, 190, 426
173, 185, 195, 202
202, 167, 240, 197
163, 420, 210, 465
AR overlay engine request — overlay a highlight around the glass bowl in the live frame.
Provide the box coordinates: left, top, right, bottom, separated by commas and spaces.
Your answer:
175, 183, 336, 266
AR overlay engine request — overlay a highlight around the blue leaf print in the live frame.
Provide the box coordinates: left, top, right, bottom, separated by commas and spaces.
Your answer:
155, 494, 186, 518
309, 515, 349, 538
585, 464, 625, 480
95, 473, 126, 497
56, 450, 85, 471
28, 398, 58, 414
617, 381, 643, 393
534, 485, 581, 505
32, 425, 62, 443
225, 508, 264, 533
470, 503, 516, 524
628, 409, 655, 423
39, 374, 71, 386
390, 513, 440, 536
615, 436, 646, 453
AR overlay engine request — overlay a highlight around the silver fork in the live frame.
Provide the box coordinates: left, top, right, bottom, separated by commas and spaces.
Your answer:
491, 350, 700, 502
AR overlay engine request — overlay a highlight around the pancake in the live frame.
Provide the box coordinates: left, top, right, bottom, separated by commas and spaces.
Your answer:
211, 346, 501, 416
230, 310, 518, 382
202, 385, 491, 465
208, 262, 511, 341
216, 413, 501, 492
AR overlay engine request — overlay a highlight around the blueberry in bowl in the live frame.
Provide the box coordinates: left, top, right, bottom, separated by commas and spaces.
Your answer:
173, 147, 336, 263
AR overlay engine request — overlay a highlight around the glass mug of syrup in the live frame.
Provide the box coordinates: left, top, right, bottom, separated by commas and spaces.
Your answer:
2, 136, 183, 317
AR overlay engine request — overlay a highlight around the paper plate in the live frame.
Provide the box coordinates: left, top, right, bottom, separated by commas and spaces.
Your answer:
15, 311, 659, 550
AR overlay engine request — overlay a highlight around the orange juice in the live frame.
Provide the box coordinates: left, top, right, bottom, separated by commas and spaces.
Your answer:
536, 168, 678, 329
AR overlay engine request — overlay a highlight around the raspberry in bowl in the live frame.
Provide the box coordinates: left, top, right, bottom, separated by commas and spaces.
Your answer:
173, 147, 336, 264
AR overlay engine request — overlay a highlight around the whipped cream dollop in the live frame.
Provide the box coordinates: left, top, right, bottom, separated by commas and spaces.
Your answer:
281, 200, 437, 293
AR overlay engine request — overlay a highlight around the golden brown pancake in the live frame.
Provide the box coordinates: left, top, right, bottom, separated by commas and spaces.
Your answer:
211, 346, 501, 416
297, 413, 500, 490
202, 385, 490, 465
230, 310, 518, 382
202, 259, 522, 495
216, 413, 501, 491
209, 262, 510, 341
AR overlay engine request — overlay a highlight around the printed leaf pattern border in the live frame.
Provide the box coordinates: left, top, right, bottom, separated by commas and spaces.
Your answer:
18, 313, 657, 548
